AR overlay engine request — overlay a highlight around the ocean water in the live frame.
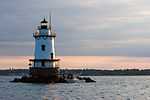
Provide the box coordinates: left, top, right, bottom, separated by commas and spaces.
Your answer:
0, 76, 150, 100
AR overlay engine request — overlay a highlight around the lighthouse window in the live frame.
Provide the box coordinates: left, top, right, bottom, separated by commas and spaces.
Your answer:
41, 45, 45, 51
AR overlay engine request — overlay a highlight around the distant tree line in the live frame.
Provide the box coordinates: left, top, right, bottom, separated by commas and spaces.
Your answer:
1, 69, 150, 76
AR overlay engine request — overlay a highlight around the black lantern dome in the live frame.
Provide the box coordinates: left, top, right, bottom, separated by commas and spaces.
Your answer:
41, 18, 48, 29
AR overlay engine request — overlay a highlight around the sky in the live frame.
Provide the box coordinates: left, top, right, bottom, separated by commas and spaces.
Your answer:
1, 0, 150, 69
1, 56, 150, 70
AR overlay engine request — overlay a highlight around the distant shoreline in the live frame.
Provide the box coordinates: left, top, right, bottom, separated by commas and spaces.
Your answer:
1, 69, 150, 76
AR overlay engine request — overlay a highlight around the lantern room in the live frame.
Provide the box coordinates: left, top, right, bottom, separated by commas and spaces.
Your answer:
40, 18, 48, 29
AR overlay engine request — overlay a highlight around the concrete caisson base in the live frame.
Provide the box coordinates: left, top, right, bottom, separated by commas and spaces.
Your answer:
29, 67, 58, 78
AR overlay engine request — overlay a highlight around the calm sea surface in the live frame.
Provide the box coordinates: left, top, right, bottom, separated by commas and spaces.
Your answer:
0, 76, 150, 100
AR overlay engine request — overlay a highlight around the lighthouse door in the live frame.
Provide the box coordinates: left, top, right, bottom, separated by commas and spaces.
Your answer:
41, 61, 45, 67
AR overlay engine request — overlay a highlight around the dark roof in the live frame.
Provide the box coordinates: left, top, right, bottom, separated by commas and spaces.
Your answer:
41, 18, 48, 23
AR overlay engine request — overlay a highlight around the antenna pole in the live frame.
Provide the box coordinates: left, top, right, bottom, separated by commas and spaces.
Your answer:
49, 12, 52, 30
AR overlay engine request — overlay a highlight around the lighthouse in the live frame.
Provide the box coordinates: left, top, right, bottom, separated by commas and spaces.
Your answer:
29, 17, 60, 80
12, 16, 96, 83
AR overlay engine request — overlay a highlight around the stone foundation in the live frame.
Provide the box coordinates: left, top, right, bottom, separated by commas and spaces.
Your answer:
12, 67, 96, 83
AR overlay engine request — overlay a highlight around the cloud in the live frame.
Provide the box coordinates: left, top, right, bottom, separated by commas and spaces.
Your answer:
0, 0, 150, 56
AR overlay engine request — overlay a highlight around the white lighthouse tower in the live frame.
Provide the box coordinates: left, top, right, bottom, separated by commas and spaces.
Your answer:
29, 17, 60, 79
